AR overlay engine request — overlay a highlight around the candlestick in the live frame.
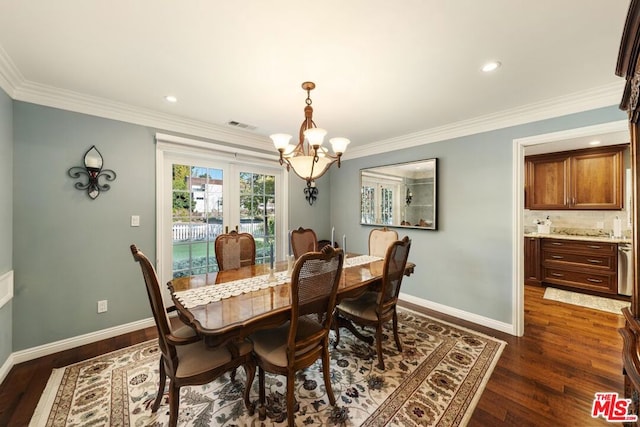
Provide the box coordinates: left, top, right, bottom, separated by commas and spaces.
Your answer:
342, 235, 346, 254
270, 241, 274, 269
288, 230, 292, 256
331, 227, 335, 248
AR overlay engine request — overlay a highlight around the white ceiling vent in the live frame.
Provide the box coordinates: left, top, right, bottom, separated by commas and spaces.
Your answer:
227, 121, 257, 131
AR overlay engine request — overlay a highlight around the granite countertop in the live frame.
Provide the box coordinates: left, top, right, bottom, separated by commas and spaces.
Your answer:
524, 232, 631, 244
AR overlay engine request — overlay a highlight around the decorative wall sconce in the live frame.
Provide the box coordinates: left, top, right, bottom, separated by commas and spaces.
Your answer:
67, 145, 117, 199
405, 187, 413, 206
304, 180, 319, 205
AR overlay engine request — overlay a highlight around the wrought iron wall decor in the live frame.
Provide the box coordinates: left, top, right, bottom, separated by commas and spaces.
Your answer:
67, 145, 117, 199
303, 180, 319, 205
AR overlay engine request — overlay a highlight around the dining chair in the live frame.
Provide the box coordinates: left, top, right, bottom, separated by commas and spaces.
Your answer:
334, 236, 411, 370
290, 226, 318, 259
368, 226, 398, 258
130, 244, 256, 427
214, 230, 256, 270
249, 245, 344, 427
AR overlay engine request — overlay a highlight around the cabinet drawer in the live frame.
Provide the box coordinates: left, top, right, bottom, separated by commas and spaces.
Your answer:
542, 250, 615, 271
541, 239, 616, 255
543, 268, 616, 294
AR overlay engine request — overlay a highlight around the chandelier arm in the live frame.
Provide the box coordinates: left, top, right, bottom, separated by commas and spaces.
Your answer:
309, 154, 317, 178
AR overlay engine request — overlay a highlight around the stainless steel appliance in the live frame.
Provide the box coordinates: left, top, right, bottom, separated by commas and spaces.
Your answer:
619, 243, 633, 296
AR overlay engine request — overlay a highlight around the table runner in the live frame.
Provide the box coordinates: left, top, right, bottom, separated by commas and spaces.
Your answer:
173, 255, 383, 309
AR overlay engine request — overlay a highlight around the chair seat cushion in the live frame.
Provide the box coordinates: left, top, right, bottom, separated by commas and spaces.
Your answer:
337, 291, 380, 322
172, 323, 197, 339
250, 316, 324, 367
173, 338, 252, 379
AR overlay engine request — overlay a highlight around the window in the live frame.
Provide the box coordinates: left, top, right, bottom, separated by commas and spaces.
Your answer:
361, 174, 401, 225
171, 165, 223, 278
156, 134, 287, 303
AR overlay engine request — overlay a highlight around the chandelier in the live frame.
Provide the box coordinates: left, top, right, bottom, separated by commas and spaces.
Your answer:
270, 82, 350, 205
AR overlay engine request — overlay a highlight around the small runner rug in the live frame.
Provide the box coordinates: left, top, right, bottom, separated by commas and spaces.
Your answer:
543, 287, 629, 315
30, 309, 505, 426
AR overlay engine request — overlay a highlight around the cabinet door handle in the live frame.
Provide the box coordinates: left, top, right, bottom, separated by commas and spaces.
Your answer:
551, 242, 563, 246
551, 272, 564, 277
551, 255, 564, 259
587, 259, 603, 264
587, 245, 602, 249
587, 278, 603, 283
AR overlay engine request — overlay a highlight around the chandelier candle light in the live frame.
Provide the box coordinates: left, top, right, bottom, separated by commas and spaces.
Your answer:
271, 82, 350, 205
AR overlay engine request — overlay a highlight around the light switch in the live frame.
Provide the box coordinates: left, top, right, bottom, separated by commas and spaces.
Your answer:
131, 215, 140, 227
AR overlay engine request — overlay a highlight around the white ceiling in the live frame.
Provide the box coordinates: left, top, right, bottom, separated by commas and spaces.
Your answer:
0, 1, 632, 157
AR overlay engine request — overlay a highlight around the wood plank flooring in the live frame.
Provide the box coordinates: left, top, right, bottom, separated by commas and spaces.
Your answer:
0, 285, 625, 426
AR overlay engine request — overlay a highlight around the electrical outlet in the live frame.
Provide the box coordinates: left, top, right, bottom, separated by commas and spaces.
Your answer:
97, 300, 108, 313
131, 215, 140, 227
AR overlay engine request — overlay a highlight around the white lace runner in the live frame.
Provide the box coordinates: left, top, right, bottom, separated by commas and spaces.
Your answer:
174, 271, 289, 309
173, 255, 383, 309
345, 254, 382, 267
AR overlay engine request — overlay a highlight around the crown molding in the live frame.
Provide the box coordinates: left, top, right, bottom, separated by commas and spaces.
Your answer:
0, 45, 23, 98
0, 46, 625, 158
12, 81, 272, 150
0, 49, 270, 149
345, 81, 626, 160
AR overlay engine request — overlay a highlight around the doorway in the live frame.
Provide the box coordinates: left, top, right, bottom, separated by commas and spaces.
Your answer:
155, 134, 287, 305
513, 120, 629, 336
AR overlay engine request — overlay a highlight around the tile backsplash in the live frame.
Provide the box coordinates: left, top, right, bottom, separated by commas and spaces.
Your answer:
524, 209, 632, 238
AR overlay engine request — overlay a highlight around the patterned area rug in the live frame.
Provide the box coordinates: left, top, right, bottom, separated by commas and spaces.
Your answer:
30, 309, 505, 426
543, 287, 630, 315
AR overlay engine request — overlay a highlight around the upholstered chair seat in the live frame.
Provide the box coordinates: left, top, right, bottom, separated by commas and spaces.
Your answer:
334, 291, 379, 321
250, 316, 324, 367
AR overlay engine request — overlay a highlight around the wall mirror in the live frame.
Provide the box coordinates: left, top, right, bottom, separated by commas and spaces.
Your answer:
360, 158, 437, 230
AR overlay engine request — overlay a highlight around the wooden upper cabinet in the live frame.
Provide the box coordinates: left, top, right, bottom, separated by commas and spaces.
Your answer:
526, 155, 569, 209
571, 149, 622, 209
525, 145, 626, 210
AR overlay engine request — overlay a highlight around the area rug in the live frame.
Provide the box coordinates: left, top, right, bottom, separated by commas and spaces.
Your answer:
30, 309, 505, 426
543, 287, 630, 315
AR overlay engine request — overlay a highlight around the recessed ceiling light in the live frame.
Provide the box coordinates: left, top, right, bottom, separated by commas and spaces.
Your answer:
481, 61, 501, 72
589, 140, 601, 146
165, 95, 178, 103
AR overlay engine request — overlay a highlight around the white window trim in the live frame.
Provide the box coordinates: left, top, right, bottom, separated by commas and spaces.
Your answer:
155, 133, 289, 301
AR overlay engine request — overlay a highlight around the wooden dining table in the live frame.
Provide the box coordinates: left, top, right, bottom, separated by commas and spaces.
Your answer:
168, 254, 415, 347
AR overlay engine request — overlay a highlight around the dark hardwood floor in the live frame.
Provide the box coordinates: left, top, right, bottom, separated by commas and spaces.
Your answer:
0, 285, 625, 426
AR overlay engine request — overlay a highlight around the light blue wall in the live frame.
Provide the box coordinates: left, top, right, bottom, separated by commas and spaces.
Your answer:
6, 98, 628, 351
0, 88, 12, 366
288, 172, 332, 241
13, 102, 157, 350
330, 105, 627, 324
11, 101, 325, 351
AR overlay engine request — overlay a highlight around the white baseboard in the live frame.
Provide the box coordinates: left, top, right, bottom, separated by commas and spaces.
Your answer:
10, 317, 156, 366
399, 292, 516, 336
0, 352, 14, 386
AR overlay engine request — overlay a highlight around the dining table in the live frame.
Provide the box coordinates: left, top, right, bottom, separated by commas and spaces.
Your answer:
168, 254, 416, 347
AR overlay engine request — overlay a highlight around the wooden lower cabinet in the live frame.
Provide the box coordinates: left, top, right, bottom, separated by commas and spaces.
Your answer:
524, 237, 541, 285
540, 238, 618, 294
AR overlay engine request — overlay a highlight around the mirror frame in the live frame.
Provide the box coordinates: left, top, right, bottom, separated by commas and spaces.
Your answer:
360, 158, 437, 230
